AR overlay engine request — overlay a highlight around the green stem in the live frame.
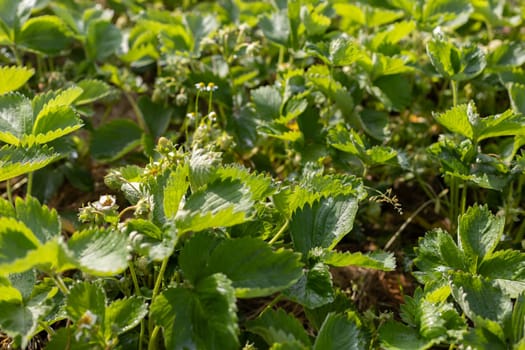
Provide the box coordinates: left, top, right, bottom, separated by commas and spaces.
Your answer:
53, 274, 69, 296
277, 46, 285, 69
6, 180, 13, 205
148, 326, 161, 350
149, 257, 169, 335
128, 260, 142, 297
152, 257, 169, 300
10, 45, 21, 65
259, 294, 283, 316
39, 320, 55, 336
451, 80, 459, 107
26, 172, 34, 197
124, 92, 147, 131
460, 183, 467, 217
269, 220, 289, 245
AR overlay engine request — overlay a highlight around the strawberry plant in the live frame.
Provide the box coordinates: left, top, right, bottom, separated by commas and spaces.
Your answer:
2, 0, 525, 349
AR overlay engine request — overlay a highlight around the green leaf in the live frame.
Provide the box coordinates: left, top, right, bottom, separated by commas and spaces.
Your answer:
127, 219, 177, 262
426, 36, 486, 81
91, 119, 143, 162
252, 85, 282, 121
329, 37, 364, 67
0, 144, 60, 182
75, 79, 113, 105
0, 197, 15, 217
0, 92, 33, 144
46, 328, 94, 350
104, 297, 148, 337
476, 109, 525, 142
290, 195, 359, 255
373, 74, 412, 111
509, 83, 525, 115
422, 0, 473, 29
138, 96, 173, 139
479, 249, 525, 297
512, 294, 525, 344
0, 218, 40, 271
246, 308, 311, 347
0, 66, 34, 94
0, 298, 50, 349
179, 231, 223, 285
150, 273, 239, 350
29, 105, 83, 144
18, 15, 72, 55
86, 19, 122, 61
379, 321, 434, 350
284, 263, 334, 309
15, 196, 60, 243
451, 272, 512, 324
434, 104, 474, 140
8, 270, 35, 301
259, 10, 289, 46
68, 229, 129, 276
324, 250, 396, 271
206, 238, 303, 298
66, 281, 106, 324
313, 312, 370, 350
414, 229, 468, 280
458, 205, 504, 263
176, 178, 254, 233
188, 147, 221, 190
162, 164, 189, 220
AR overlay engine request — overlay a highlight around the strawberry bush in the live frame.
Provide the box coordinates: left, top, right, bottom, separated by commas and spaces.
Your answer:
1, 0, 525, 349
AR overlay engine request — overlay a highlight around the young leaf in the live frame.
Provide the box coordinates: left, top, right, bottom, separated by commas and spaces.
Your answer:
458, 205, 504, 263
15, 196, 60, 243
284, 263, 334, 309
205, 238, 303, 298
67, 229, 129, 276
329, 37, 364, 67
290, 195, 359, 255
434, 104, 474, 140
324, 250, 396, 271
0, 92, 33, 145
66, 281, 106, 325
162, 164, 189, 220
104, 297, 148, 337
313, 312, 370, 350
246, 308, 311, 347
18, 15, 73, 55
509, 83, 525, 115
150, 273, 239, 350
127, 219, 177, 262
90, 119, 143, 162
426, 36, 486, 81
0, 144, 60, 182
0, 66, 34, 95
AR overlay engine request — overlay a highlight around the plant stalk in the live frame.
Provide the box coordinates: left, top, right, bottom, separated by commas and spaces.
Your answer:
269, 220, 289, 245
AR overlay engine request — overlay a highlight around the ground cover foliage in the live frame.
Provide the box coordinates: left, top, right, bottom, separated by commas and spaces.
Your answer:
1, 0, 525, 349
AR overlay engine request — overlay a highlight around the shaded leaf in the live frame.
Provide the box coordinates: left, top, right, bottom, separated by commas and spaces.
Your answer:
246, 308, 311, 347
105, 297, 148, 337
91, 119, 143, 162
284, 263, 334, 309
206, 238, 303, 298
324, 250, 395, 271
314, 312, 370, 350
290, 195, 359, 254
15, 196, 60, 243
150, 273, 239, 350
18, 15, 72, 55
